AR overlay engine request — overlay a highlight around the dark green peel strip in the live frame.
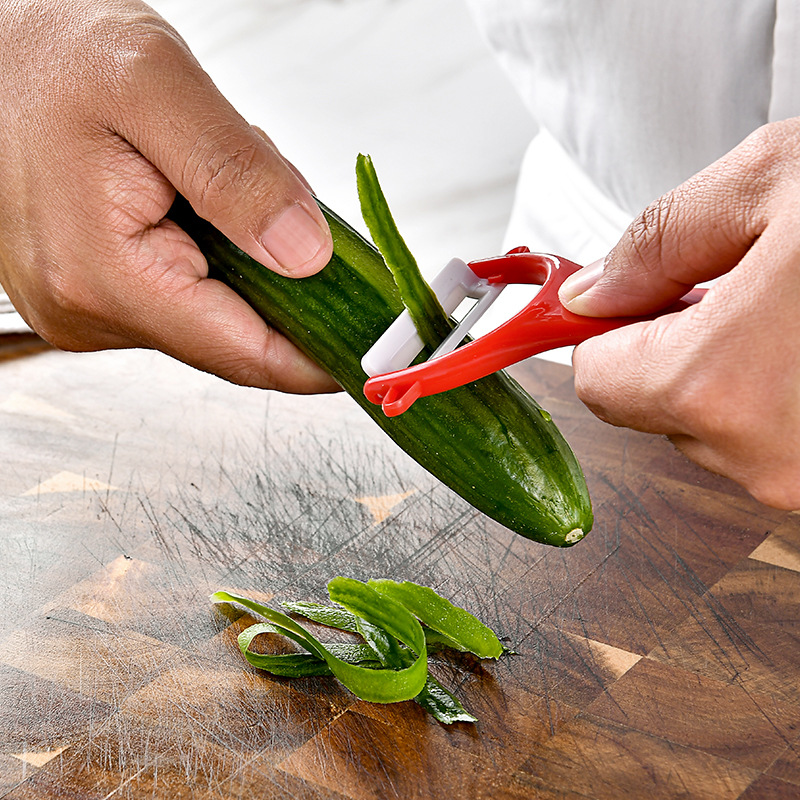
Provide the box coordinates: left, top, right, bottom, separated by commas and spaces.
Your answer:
237, 622, 332, 677
378, 643, 478, 725
327, 577, 426, 658
343, 601, 479, 726
281, 601, 360, 633
336, 582, 484, 725
235, 621, 471, 722
355, 616, 407, 667
416, 678, 477, 725
238, 608, 476, 725
422, 626, 471, 653
355, 153, 452, 349
237, 624, 380, 676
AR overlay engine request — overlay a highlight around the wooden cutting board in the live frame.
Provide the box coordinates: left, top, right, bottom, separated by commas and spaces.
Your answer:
0, 345, 798, 800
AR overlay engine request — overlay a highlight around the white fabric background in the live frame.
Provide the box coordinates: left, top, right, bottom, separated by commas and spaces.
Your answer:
469, 0, 776, 219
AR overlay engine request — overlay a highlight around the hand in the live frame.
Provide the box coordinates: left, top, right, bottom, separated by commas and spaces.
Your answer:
0, 0, 337, 393
558, 119, 800, 509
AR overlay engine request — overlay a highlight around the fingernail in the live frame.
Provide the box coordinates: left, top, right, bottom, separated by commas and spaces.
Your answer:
260, 204, 326, 274
558, 258, 606, 307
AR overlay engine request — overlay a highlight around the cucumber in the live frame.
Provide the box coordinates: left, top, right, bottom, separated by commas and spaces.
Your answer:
168, 196, 593, 546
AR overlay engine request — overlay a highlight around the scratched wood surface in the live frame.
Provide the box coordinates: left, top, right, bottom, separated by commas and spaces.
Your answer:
1, 343, 799, 800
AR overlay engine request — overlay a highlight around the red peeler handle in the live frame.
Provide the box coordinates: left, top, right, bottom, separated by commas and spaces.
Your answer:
364, 249, 706, 417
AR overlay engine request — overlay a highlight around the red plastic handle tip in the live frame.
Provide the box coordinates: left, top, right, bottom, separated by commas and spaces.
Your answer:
381, 381, 421, 417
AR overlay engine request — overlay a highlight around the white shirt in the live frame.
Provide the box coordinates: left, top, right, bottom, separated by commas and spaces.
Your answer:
468, 0, 800, 263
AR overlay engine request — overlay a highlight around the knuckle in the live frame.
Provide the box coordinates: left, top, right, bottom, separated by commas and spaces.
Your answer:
39, 266, 88, 318
571, 341, 640, 429
31, 265, 106, 350
571, 371, 601, 419
186, 134, 264, 215
731, 120, 800, 204
624, 192, 677, 271
90, 10, 191, 93
666, 368, 732, 441
571, 346, 603, 411
739, 121, 790, 171
666, 384, 712, 438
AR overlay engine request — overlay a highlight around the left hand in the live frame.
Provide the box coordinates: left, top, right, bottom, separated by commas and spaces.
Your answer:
0, 0, 336, 393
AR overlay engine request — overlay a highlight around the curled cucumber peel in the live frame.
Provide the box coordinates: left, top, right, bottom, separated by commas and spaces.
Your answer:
213, 580, 427, 704
213, 577, 509, 725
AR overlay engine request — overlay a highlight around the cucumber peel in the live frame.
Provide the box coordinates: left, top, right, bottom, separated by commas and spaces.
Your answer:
213, 577, 507, 725
355, 153, 452, 348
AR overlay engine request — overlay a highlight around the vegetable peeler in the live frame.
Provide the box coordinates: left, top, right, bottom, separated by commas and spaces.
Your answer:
362, 247, 706, 417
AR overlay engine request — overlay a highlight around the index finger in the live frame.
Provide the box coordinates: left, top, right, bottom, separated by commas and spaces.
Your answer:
560, 123, 792, 318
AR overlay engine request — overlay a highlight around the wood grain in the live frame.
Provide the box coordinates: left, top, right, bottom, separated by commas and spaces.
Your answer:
0, 334, 48, 364
1, 348, 799, 799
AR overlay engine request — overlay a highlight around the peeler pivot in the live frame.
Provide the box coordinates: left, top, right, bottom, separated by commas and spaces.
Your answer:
363, 247, 706, 417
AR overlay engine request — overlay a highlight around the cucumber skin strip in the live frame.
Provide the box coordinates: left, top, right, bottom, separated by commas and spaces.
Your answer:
237, 624, 379, 677
220, 588, 483, 725
326, 577, 426, 657
355, 153, 452, 349
355, 616, 406, 667
283, 601, 459, 652
416, 678, 477, 725
238, 622, 327, 676
237, 619, 473, 723
281, 601, 359, 633
297, 581, 477, 725
347, 602, 478, 725
212, 589, 427, 703
280, 600, 479, 724
368, 579, 503, 659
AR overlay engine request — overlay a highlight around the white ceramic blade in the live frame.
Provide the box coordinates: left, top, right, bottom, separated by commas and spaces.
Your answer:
360, 257, 506, 376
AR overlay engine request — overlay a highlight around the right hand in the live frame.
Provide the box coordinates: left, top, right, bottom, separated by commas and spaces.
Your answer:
558, 120, 800, 509
0, 0, 337, 393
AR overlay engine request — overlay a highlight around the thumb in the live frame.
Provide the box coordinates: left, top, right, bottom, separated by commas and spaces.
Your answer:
110, 28, 331, 278
558, 135, 769, 317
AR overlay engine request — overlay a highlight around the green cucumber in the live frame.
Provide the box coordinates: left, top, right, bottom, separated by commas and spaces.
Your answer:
168, 196, 592, 546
